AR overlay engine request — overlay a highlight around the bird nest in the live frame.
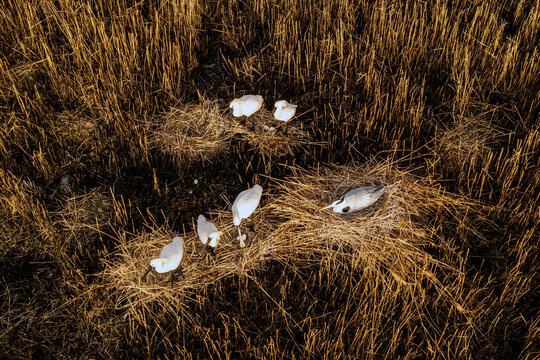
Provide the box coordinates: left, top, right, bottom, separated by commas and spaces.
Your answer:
152, 101, 234, 165
152, 101, 315, 170
100, 159, 481, 334
233, 108, 314, 154
99, 211, 273, 319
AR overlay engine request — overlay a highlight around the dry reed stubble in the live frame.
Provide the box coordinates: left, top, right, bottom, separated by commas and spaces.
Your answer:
1, 0, 538, 358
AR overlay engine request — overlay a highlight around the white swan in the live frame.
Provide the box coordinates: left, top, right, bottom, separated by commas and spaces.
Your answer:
320, 186, 386, 213
230, 95, 264, 130
142, 236, 184, 281
273, 100, 297, 134
232, 184, 263, 247
197, 214, 222, 254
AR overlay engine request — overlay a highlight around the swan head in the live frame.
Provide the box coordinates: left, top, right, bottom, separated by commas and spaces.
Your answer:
150, 258, 165, 271
319, 197, 347, 212
233, 211, 241, 226
209, 231, 222, 245
274, 100, 288, 109
230, 99, 242, 117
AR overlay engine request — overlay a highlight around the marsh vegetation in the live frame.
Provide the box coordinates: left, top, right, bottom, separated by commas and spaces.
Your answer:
0, 0, 538, 358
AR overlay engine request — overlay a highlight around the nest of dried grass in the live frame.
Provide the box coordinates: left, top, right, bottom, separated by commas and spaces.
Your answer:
151, 100, 314, 169
152, 100, 233, 164
100, 159, 484, 350
234, 108, 314, 155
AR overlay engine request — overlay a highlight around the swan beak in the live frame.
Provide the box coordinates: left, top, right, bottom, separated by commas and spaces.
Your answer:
318, 203, 334, 211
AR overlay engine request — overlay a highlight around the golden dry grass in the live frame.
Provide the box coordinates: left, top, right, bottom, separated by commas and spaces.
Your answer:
0, 0, 538, 358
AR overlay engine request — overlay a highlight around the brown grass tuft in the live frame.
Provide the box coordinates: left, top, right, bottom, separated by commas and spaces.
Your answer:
437, 113, 509, 176
152, 101, 234, 165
